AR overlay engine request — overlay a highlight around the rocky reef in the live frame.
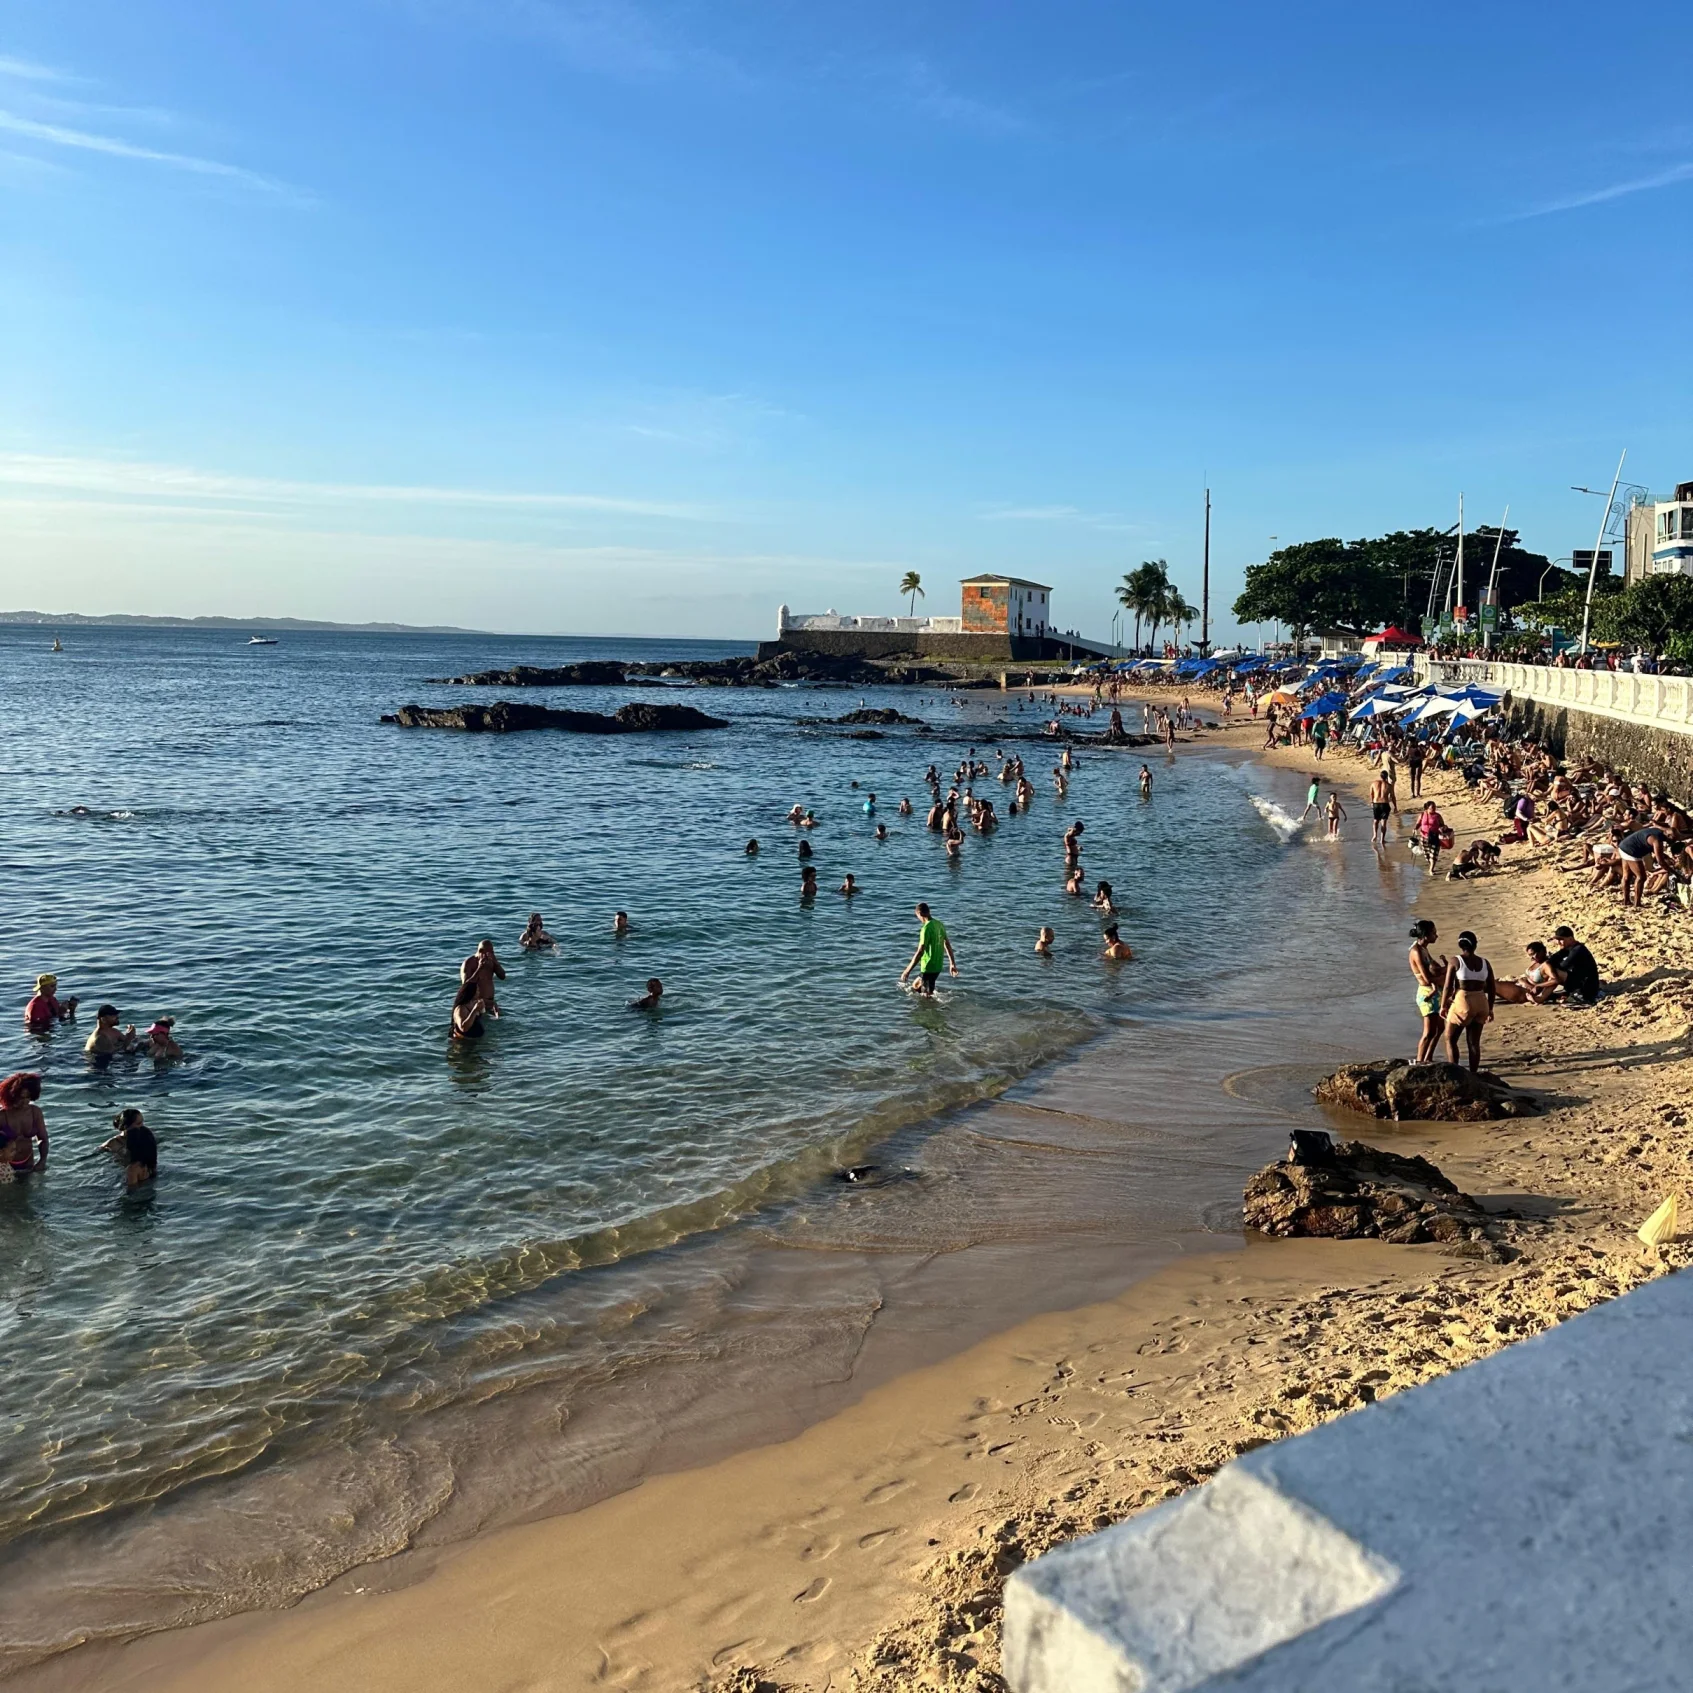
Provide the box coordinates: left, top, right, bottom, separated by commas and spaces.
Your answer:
1315, 1059, 1539, 1122
382, 701, 728, 733
1244, 1137, 1491, 1245
424, 662, 630, 687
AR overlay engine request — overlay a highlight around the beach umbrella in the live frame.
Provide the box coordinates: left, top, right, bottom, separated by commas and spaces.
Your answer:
1349, 696, 1399, 719
1265, 688, 1301, 707
1299, 689, 1349, 719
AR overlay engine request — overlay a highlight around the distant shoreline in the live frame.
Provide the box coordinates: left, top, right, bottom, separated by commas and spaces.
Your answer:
0, 612, 755, 641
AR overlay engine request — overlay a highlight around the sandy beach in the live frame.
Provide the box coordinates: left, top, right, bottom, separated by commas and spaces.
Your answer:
21, 707, 1690, 1693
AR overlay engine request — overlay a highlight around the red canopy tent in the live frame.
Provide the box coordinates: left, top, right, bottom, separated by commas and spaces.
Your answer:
1365, 626, 1423, 652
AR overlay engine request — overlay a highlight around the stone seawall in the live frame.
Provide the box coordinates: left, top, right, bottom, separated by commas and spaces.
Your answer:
760, 632, 1106, 662
1509, 699, 1693, 801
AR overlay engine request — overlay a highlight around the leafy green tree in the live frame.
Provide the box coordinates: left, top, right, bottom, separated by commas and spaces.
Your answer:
899, 571, 924, 616
1607, 575, 1693, 653
1233, 540, 1399, 637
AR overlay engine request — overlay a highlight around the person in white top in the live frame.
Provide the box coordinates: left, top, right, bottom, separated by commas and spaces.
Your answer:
1439, 931, 1496, 1072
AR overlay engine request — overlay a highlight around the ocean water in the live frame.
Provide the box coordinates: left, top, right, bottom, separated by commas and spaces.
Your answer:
0, 625, 1421, 1666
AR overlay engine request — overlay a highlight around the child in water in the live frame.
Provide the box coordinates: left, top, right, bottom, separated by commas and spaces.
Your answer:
1325, 793, 1348, 841
1034, 927, 1055, 956
102, 1107, 157, 1189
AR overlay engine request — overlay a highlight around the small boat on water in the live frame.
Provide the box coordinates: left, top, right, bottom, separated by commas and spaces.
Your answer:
247, 636, 279, 646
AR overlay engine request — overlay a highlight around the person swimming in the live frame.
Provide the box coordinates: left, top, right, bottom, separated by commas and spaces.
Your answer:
84, 1004, 137, 1056
612, 910, 630, 935
745, 838, 760, 855
519, 912, 556, 949
839, 873, 859, 896
628, 978, 664, 1010
800, 864, 818, 897
1091, 880, 1116, 915
898, 797, 913, 815
103, 1107, 157, 1188
460, 940, 507, 1011
1101, 924, 1134, 961
1034, 926, 1055, 956
24, 974, 77, 1032
145, 1018, 183, 1060
450, 980, 490, 1041
874, 823, 888, 841
797, 838, 813, 859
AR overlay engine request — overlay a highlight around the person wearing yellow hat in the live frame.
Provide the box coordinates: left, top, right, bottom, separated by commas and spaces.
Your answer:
24, 975, 78, 1034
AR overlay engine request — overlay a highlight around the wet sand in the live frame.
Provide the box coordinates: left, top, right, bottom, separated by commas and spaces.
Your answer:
21, 712, 1691, 1693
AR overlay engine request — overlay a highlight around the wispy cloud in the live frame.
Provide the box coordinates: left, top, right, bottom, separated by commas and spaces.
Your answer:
0, 452, 709, 520
981, 504, 1135, 531
887, 55, 1026, 136
0, 54, 72, 83
0, 109, 294, 194
496, 0, 743, 84
1511, 159, 1693, 220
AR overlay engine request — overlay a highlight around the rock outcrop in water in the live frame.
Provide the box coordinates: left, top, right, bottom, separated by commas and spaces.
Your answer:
1244, 1138, 1490, 1245
382, 701, 728, 733
1315, 1059, 1538, 1122
424, 662, 630, 687
627, 652, 896, 687
831, 707, 928, 726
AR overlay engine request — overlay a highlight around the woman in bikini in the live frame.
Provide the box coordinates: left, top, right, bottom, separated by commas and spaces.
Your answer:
1408, 920, 1447, 1064
1439, 931, 1496, 1073
0, 1071, 48, 1178
1494, 941, 1559, 1005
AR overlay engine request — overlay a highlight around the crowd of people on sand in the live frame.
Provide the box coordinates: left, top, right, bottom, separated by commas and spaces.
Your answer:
7, 975, 184, 1188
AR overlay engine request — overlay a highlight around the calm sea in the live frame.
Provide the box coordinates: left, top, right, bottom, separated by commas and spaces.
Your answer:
0, 625, 1420, 1667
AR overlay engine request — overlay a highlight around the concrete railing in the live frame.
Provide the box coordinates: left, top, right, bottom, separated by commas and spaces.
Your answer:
1422, 658, 1693, 738
776, 611, 965, 634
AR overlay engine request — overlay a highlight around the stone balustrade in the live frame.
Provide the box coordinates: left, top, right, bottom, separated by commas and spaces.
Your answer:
1423, 657, 1693, 738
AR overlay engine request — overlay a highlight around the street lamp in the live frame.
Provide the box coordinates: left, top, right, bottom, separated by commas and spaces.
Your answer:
1539, 557, 1571, 601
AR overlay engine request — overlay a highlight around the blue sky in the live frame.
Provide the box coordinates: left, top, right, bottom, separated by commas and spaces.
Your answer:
1, 1, 1688, 639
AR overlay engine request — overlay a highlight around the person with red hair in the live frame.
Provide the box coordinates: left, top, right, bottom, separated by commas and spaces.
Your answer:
0, 1072, 48, 1178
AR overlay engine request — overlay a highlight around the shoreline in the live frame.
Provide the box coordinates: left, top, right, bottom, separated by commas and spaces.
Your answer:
20, 711, 1689, 1692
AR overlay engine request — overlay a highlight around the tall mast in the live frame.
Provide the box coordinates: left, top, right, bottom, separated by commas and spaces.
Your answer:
1201, 486, 1211, 653
1454, 493, 1464, 620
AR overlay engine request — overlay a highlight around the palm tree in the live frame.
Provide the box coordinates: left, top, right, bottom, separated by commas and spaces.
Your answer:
1116, 560, 1168, 654
899, 571, 924, 617
1167, 592, 1199, 651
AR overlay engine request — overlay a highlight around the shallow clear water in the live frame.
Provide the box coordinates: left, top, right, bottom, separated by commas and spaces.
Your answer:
0, 625, 1422, 1662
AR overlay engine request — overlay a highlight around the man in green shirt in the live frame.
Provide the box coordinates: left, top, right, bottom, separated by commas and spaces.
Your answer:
900, 902, 959, 996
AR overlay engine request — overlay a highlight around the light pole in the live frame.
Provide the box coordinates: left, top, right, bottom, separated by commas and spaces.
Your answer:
1571, 460, 1645, 652
1538, 557, 1571, 602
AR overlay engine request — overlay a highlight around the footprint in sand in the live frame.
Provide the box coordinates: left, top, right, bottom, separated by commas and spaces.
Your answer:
862, 1478, 914, 1505
799, 1536, 840, 1562
948, 1482, 980, 1503
857, 1527, 901, 1549
793, 1577, 831, 1604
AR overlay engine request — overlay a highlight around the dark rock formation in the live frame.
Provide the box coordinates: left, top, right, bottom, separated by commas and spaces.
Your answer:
833, 708, 927, 726
382, 701, 728, 733
1244, 1139, 1489, 1244
425, 662, 629, 687
627, 651, 891, 687
1315, 1059, 1539, 1122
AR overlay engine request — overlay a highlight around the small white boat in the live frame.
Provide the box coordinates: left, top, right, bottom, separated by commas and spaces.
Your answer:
247, 636, 279, 646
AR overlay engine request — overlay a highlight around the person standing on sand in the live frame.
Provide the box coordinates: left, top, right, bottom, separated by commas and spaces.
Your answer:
1415, 800, 1445, 873
1408, 919, 1447, 1063
1439, 930, 1495, 1073
899, 902, 958, 996
1406, 741, 1426, 799
1369, 772, 1395, 849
